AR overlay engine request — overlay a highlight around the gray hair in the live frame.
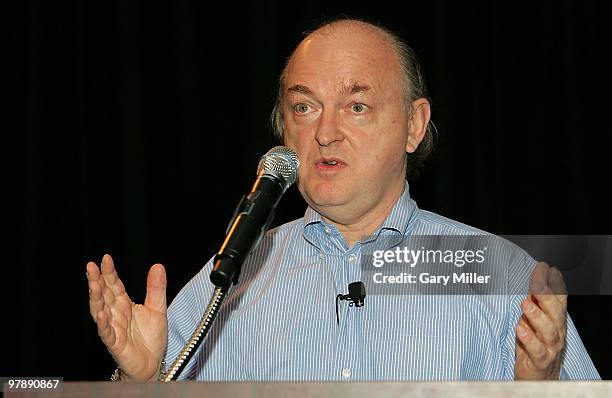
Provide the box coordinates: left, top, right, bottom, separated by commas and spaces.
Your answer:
271, 18, 435, 180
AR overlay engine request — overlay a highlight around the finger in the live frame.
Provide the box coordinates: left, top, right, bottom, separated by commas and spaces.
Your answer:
88, 278, 105, 321
529, 262, 568, 328
515, 318, 551, 369
516, 337, 527, 356
532, 288, 567, 332
86, 261, 101, 281
530, 263, 567, 301
547, 266, 568, 306
100, 254, 130, 299
529, 262, 550, 294
144, 264, 167, 314
87, 262, 105, 321
97, 309, 117, 348
521, 297, 561, 347
102, 283, 116, 306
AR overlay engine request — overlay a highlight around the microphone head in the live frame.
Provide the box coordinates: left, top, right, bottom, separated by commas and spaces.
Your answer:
348, 281, 366, 307
257, 146, 300, 190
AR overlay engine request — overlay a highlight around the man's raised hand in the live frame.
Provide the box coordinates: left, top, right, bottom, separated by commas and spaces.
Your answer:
515, 262, 568, 379
86, 254, 168, 381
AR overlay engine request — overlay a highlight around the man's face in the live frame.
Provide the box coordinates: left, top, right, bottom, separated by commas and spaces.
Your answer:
283, 26, 414, 225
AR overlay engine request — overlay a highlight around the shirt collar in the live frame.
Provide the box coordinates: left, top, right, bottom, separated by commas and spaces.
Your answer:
376, 181, 417, 235
302, 181, 419, 249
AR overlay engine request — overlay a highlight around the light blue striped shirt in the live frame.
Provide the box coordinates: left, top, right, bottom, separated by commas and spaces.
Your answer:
166, 183, 600, 381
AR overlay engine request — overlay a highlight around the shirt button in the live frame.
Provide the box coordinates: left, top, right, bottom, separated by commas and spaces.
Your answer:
318, 252, 325, 260
348, 254, 358, 263
323, 226, 332, 235
342, 368, 351, 379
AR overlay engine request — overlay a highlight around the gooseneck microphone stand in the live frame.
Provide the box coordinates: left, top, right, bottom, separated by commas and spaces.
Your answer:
159, 146, 299, 382
159, 285, 227, 382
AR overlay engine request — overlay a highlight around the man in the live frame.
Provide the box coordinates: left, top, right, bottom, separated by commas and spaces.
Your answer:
86, 19, 599, 381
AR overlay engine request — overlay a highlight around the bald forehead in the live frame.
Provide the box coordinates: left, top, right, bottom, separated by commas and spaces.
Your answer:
309, 20, 393, 43
294, 21, 398, 64
284, 21, 403, 93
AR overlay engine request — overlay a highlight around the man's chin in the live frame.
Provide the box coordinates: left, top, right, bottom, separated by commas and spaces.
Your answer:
303, 191, 351, 211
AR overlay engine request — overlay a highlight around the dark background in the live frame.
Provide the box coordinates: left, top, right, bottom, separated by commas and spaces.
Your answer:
4, 0, 611, 380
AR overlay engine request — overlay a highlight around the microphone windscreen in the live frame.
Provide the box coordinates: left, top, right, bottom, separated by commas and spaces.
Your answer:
257, 146, 299, 189
348, 281, 366, 300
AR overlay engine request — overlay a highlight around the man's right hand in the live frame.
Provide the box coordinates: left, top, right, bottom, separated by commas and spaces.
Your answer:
86, 254, 168, 382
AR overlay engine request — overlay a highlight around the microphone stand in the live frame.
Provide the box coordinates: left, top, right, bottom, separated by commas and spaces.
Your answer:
159, 177, 281, 382
159, 146, 298, 382
159, 285, 228, 382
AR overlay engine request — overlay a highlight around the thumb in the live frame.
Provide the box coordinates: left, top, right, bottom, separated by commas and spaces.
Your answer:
144, 263, 167, 314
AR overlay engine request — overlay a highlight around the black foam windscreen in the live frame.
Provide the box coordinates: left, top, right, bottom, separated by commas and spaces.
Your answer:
348, 281, 366, 307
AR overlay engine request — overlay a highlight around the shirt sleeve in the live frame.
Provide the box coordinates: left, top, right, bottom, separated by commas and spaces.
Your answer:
559, 315, 600, 379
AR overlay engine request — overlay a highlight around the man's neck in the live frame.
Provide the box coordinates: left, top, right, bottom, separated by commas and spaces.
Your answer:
320, 184, 405, 248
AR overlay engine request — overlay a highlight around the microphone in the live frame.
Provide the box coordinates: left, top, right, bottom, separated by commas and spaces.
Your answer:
348, 281, 366, 307
336, 281, 366, 324
210, 146, 299, 289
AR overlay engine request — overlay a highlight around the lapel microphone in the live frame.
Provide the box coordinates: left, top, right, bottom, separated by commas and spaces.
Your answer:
336, 281, 366, 325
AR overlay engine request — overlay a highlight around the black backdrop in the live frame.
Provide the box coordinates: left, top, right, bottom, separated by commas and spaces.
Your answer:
5, 0, 611, 380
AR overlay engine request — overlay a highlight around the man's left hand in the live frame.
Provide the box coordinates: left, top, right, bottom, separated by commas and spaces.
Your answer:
514, 262, 567, 380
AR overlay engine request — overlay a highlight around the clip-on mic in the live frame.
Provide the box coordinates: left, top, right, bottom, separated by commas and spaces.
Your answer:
336, 281, 366, 325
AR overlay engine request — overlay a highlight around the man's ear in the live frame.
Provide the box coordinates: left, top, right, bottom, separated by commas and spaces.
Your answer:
406, 98, 431, 153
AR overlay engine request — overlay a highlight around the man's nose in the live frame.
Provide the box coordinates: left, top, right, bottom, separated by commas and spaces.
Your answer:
315, 109, 344, 146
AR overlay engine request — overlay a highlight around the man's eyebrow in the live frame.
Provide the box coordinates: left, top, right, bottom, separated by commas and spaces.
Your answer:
286, 83, 372, 96
340, 82, 372, 95
286, 84, 313, 95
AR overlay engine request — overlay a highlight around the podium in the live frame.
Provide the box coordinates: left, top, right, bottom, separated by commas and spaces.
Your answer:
6, 381, 611, 397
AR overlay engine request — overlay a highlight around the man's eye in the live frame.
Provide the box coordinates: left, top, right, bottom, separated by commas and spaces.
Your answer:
351, 103, 368, 113
294, 103, 311, 114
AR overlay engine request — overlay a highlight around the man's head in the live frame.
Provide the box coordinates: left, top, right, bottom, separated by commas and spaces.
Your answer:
274, 19, 432, 228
